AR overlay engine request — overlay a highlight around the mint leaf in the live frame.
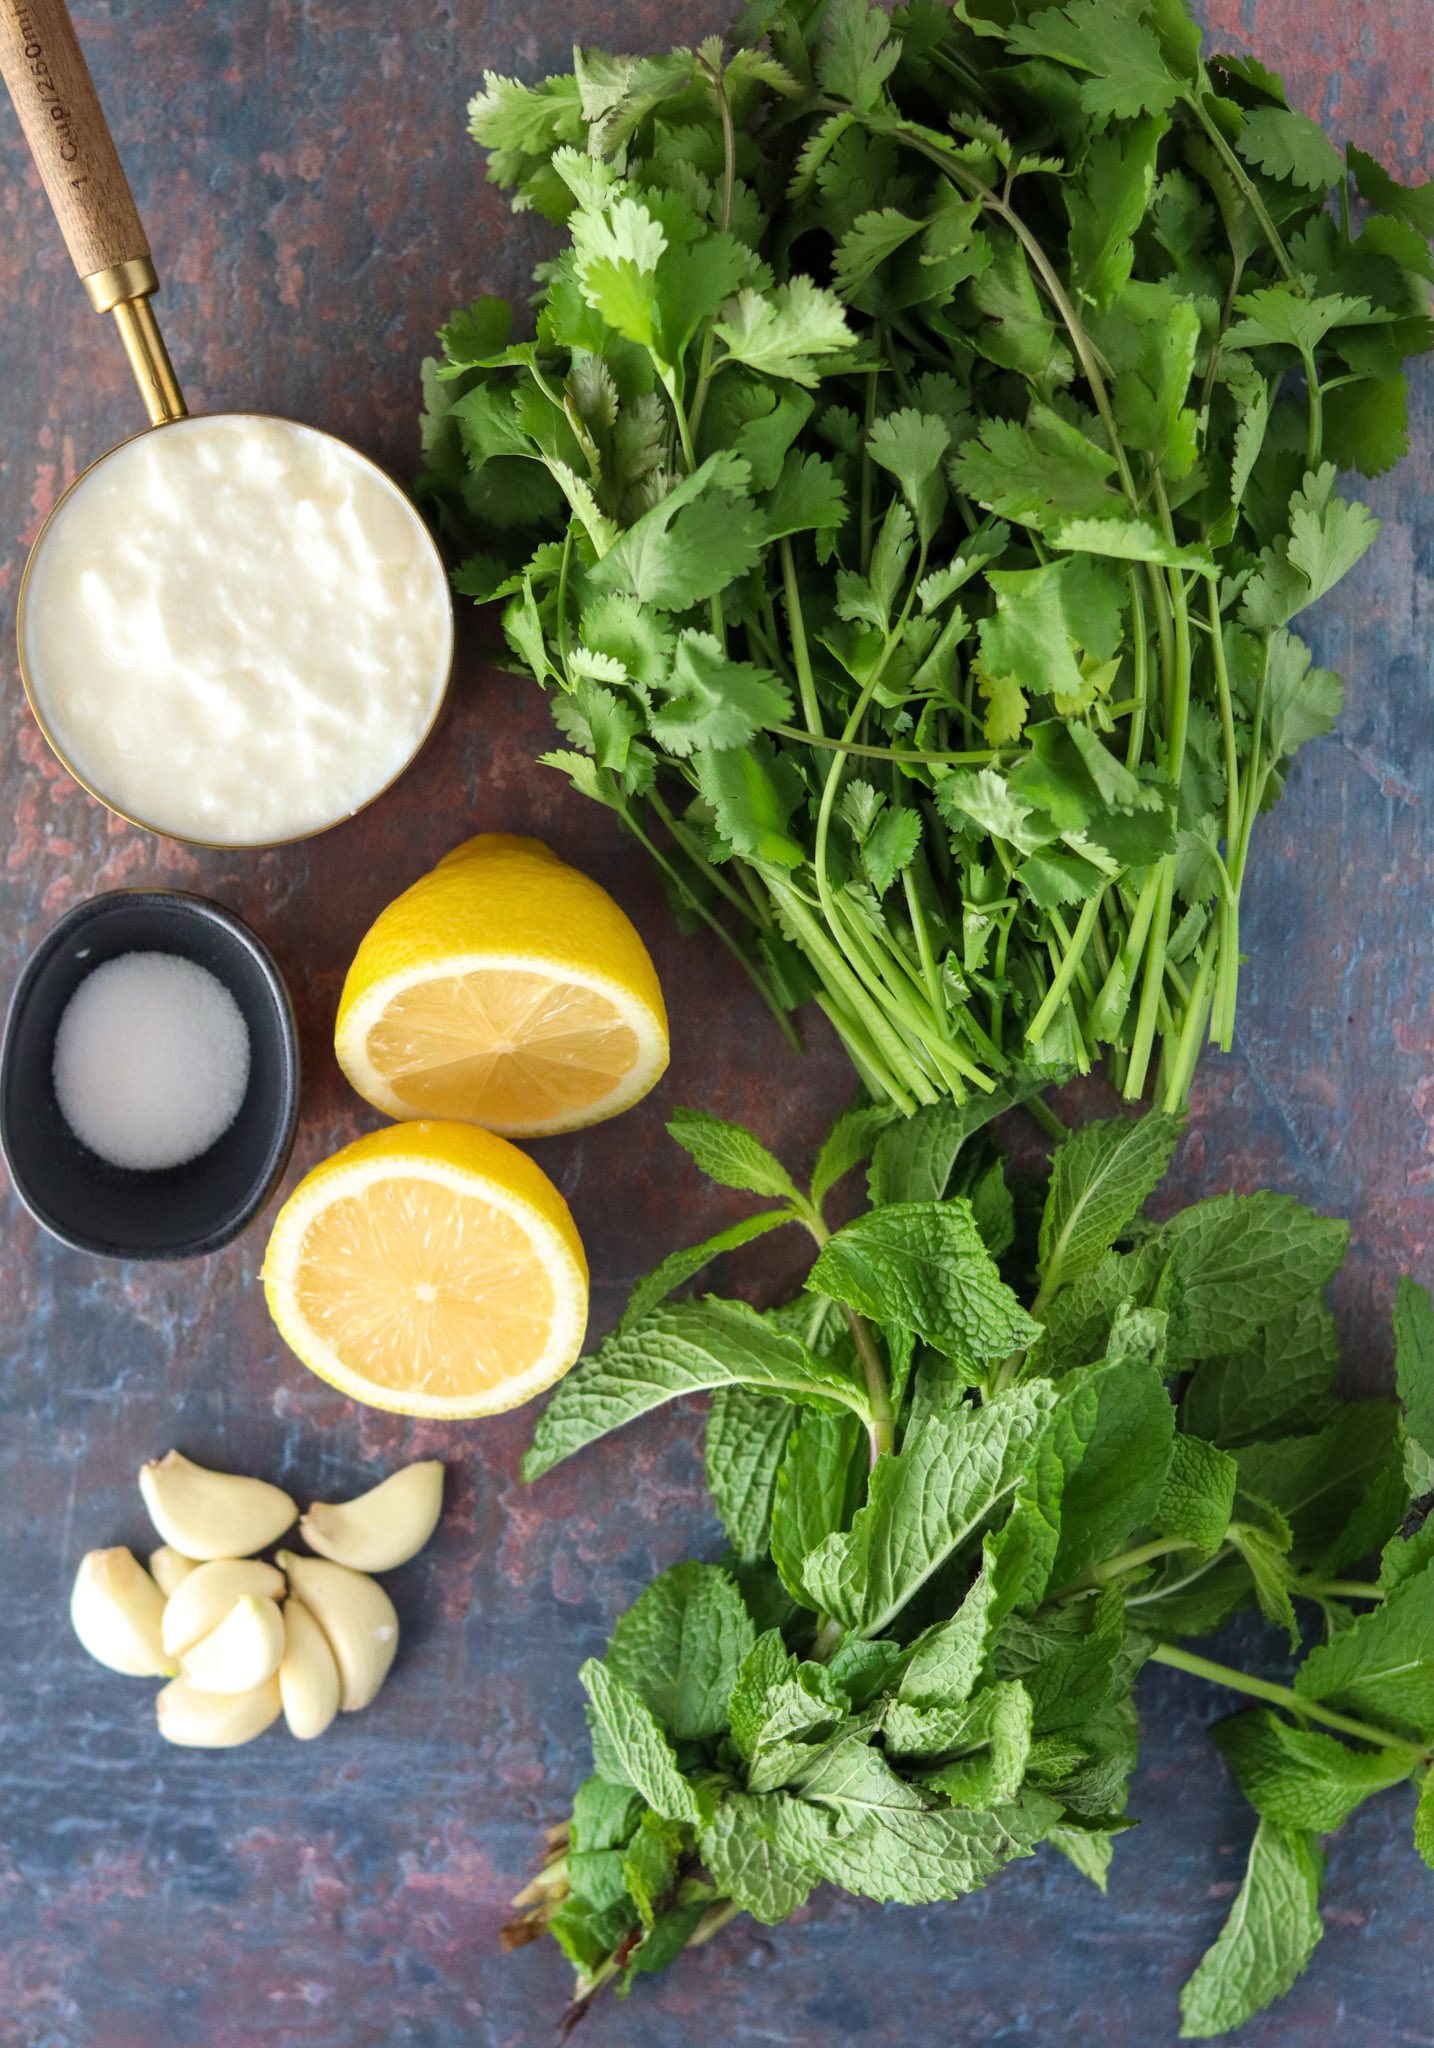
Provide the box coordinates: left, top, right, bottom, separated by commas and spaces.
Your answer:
1212, 1709, 1415, 1833
810, 1103, 900, 1211
1181, 1296, 1342, 1448
1234, 1404, 1403, 1569
700, 1794, 813, 1921
801, 1384, 1056, 1635
571, 1774, 645, 1853
668, 1107, 803, 1202
1159, 1193, 1348, 1362
809, 1202, 1041, 1360
770, 1409, 864, 1607
622, 1811, 683, 1929
607, 1562, 756, 1740
728, 1631, 845, 1765
1050, 1357, 1175, 1585
899, 1546, 1001, 1708
760, 1789, 1056, 1904
621, 1210, 795, 1334
1049, 1824, 1115, 1891
1416, 1768, 1434, 1871
1394, 1276, 1434, 1495
1037, 1112, 1181, 1296
706, 1385, 796, 1564
1156, 1433, 1238, 1553
906, 1679, 1033, 1809
581, 1660, 708, 1824
1178, 1820, 1323, 2040
523, 1299, 870, 1480
1294, 1561, 1434, 1737
993, 1588, 1126, 1736
788, 1728, 929, 1823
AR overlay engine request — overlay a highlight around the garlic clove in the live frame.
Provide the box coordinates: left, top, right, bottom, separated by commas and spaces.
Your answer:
161, 1557, 286, 1659
70, 1548, 175, 1677
299, 1461, 445, 1574
149, 1546, 199, 1598
156, 1673, 282, 1747
278, 1596, 341, 1739
276, 1551, 398, 1711
139, 1450, 296, 1561
179, 1594, 285, 1694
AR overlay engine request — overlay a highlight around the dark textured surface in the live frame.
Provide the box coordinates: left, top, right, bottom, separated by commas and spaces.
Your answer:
1, 3, 1431, 2043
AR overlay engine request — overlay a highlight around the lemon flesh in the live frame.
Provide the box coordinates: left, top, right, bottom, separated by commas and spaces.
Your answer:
263, 1121, 588, 1418
335, 835, 668, 1136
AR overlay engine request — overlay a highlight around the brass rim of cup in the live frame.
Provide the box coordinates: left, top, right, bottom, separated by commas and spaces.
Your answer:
14, 411, 457, 852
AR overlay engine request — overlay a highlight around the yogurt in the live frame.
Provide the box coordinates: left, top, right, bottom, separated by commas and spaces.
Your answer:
21, 414, 452, 844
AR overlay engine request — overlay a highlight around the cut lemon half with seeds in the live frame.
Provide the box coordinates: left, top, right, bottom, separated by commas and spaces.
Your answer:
262, 1122, 588, 1418
334, 834, 669, 1138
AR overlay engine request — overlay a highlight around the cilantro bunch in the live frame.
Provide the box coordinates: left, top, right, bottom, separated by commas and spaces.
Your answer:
420, 0, 1434, 1114
507, 1098, 1434, 2036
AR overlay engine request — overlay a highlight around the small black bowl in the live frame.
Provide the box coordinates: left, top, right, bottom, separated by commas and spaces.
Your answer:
1, 890, 300, 1260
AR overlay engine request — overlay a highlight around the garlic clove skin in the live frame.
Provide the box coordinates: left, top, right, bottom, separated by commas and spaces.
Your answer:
276, 1552, 398, 1711
161, 1558, 286, 1659
156, 1674, 282, 1748
71, 1548, 175, 1677
139, 1450, 296, 1561
149, 1546, 199, 1599
299, 1461, 445, 1574
179, 1595, 285, 1694
278, 1597, 341, 1739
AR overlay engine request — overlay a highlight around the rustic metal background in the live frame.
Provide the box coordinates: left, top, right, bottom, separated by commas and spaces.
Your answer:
1, 3, 1430, 2043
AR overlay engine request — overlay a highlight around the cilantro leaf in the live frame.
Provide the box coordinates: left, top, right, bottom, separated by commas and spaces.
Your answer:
714, 277, 857, 385
1004, 0, 1185, 120
1236, 106, 1344, 191
649, 632, 792, 754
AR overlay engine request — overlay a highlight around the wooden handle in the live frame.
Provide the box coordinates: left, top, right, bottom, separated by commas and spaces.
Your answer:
0, 0, 151, 291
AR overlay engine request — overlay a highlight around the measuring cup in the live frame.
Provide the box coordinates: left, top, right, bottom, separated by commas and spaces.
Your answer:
0, 0, 454, 848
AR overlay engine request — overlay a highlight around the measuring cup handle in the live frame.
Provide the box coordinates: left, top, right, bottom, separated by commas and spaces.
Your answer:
0, 0, 185, 419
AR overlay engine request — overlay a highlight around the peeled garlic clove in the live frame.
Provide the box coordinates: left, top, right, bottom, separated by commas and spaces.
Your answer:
279, 1597, 341, 1739
149, 1546, 199, 1599
71, 1548, 175, 1677
140, 1450, 296, 1561
277, 1551, 398, 1711
156, 1674, 282, 1748
179, 1594, 285, 1694
299, 1461, 445, 1573
161, 1558, 286, 1659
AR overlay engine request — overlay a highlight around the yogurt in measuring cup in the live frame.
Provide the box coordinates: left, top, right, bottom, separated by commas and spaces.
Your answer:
20, 413, 453, 845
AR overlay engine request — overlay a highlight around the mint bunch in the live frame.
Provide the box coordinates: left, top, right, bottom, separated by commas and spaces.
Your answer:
420, 0, 1434, 1113
507, 1100, 1434, 2036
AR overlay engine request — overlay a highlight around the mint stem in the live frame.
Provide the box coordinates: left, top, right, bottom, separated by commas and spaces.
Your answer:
1149, 1643, 1431, 1759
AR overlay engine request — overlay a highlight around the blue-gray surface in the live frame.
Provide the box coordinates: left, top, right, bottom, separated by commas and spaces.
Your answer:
0, 2, 1430, 2044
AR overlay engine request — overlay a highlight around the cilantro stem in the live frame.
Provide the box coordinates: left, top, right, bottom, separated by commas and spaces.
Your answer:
646, 788, 768, 928
767, 876, 929, 1108
1186, 95, 1301, 287
1124, 859, 1173, 1099
623, 806, 802, 1050
1124, 570, 1149, 770
1164, 928, 1217, 1112
1205, 577, 1243, 1052
1026, 891, 1106, 1048
1300, 345, 1324, 469
902, 856, 946, 1026
1024, 1094, 1068, 1144
771, 726, 1012, 766
779, 537, 824, 736
1149, 1644, 1431, 1760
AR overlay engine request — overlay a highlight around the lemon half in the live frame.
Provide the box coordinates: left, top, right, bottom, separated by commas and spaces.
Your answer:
262, 1121, 588, 1418
334, 835, 669, 1137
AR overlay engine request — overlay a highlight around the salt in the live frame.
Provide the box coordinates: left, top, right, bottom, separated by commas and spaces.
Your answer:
53, 953, 251, 1171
